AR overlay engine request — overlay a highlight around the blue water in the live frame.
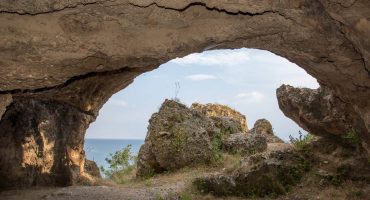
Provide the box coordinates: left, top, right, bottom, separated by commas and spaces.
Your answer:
84, 139, 144, 170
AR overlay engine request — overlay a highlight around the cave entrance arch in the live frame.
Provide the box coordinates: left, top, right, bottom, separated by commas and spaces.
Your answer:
0, 0, 369, 188
83, 48, 319, 171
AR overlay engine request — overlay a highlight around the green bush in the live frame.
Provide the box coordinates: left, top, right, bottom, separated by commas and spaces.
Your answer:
100, 144, 137, 183
210, 130, 224, 163
343, 128, 360, 144
289, 131, 315, 150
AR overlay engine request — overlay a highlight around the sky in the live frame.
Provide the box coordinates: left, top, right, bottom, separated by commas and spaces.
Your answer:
86, 48, 319, 141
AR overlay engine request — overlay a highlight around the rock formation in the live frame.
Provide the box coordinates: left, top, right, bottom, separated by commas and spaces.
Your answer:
191, 103, 248, 132
194, 149, 308, 197
84, 159, 102, 178
194, 136, 370, 198
0, 98, 93, 188
222, 133, 267, 155
137, 100, 287, 176
137, 100, 249, 176
0, 0, 369, 187
136, 100, 216, 176
248, 119, 284, 143
277, 85, 368, 140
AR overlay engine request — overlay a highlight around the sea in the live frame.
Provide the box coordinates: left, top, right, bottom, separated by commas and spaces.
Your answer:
84, 139, 144, 170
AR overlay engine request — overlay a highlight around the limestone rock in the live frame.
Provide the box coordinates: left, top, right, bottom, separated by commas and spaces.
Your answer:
136, 100, 215, 176
0, 97, 93, 188
0, 0, 370, 187
222, 133, 267, 155
84, 159, 101, 178
276, 85, 366, 139
136, 143, 159, 177
209, 116, 246, 138
194, 149, 309, 197
0, 94, 12, 120
249, 119, 284, 143
191, 103, 248, 132
250, 119, 273, 135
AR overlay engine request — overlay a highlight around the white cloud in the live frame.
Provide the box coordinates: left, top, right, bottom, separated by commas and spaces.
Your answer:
185, 74, 218, 81
107, 99, 128, 107
234, 91, 264, 104
171, 49, 250, 66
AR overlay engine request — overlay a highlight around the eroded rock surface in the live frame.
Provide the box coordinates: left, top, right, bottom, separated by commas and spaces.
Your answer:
277, 85, 367, 141
0, 94, 12, 120
0, 97, 93, 188
191, 103, 248, 132
136, 100, 216, 176
137, 100, 249, 176
222, 133, 267, 155
194, 149, 309, 197
84, 159, 101, 178
0, 0, 369, 187
249, 119, 284, 143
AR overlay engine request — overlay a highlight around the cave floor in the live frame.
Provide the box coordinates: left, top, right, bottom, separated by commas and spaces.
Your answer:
2, 143, 369, 200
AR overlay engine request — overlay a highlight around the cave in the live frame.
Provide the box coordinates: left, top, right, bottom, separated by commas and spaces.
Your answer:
0, 0, 369, 188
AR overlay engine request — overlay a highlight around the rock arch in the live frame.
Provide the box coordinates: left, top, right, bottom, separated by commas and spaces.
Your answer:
0, 0, 369, 187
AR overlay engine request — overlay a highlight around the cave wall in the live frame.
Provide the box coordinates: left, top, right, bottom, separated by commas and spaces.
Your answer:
0, 0, 369, 187
0, 97, 92, 187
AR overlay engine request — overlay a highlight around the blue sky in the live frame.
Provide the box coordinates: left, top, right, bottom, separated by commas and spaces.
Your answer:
86, 48, 319, 141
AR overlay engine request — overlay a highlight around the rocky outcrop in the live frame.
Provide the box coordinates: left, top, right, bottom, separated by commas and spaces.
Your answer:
277, 85, 367, 141
0, 97, 93, 188
84, 159, 101, 178
222, 133, 267, 155
0, 0, 370, 187
248, 119, 284, 143
209, 116, 246, 138
136, 100, 216, 176
137, 100, 251, 176
191, 103, 248, 132
194, 135, 370, 198
194, 149, 309, 197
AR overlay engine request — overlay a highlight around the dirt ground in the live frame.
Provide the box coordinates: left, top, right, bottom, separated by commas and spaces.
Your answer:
2, 143, 369, 200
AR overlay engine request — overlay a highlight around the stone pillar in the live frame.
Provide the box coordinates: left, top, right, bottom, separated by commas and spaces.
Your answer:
0, 97, 93, 188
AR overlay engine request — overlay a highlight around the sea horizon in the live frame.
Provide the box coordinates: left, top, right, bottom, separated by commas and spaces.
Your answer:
84, 138, 145, 171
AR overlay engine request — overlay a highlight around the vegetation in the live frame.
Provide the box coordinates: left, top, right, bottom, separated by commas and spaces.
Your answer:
289, 131, 315, 150
210, 130, 224, 162
343, 128, 360, 144
101, 144, 137, 184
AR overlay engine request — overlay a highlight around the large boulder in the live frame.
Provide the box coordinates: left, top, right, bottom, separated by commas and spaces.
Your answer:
248, 119, 284, 143
277, 85, 367, 139
191, 103, 248, 132
222, 133, 267, 155
136, 100, 216, 176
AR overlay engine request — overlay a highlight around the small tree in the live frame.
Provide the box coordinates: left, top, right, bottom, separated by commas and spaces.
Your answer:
101, 144, 137, 181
